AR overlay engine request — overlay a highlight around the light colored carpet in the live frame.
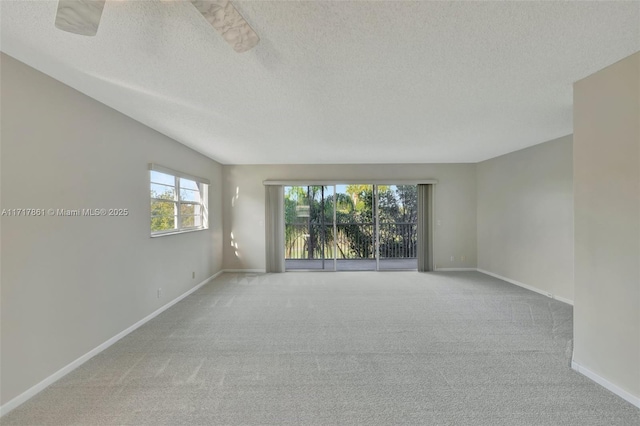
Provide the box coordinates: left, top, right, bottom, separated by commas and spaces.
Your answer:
3, 271, 639, 425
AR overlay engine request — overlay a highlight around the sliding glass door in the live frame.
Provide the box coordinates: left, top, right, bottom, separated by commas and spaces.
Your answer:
284, 186, 335, 270
378, 185, 418, 270
335, 185, 376, 271
284, 184, 418, 271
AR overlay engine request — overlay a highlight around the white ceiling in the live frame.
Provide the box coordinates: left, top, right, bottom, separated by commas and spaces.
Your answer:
1, 0, 639, 165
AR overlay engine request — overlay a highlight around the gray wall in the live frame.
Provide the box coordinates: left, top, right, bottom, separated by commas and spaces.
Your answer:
222, 164, 477, 271
573, 52, 640, 400
477, 135, 574, 302
4, 45, 637, 410
0, 54, 224, 405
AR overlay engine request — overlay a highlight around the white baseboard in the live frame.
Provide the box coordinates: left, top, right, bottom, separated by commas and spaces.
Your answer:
0, 270, 223, 418
553, 294, 574, 305
571, 360, 640, 409
434, 267, 477, 272
223, 269, 266, 274
477, 268, 574, 306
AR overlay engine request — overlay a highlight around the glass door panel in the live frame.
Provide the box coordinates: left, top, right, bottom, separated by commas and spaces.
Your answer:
335, 185, 376, 271
378, 185, 418, 270
285, 186, 335, 270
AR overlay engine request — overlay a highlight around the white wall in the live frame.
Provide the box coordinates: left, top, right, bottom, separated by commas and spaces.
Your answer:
222, 164, 477, 271
573, 52, 640, 402
0, 53, 223, 405
477, 135, 574, 303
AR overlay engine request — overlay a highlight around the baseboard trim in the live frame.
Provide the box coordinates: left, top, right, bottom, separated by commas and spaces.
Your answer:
477, 268, 574, 306
571, 360, 640, 409
222, 269, 266, 274
0, 270, 223, 417
553, 294, 574, 305
434, 267, 477, 272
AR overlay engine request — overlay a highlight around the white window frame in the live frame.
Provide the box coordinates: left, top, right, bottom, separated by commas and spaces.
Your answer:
149, 164, 209, 237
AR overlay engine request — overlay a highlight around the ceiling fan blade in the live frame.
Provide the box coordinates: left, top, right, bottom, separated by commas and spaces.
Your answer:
55, 0, 106, 36
190, 0, 259, 53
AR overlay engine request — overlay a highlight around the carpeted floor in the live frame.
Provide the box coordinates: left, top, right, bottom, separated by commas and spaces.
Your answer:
3, 272, 639, 425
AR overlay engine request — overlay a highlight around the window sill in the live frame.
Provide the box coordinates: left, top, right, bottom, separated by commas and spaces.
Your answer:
150, 227, 208, 238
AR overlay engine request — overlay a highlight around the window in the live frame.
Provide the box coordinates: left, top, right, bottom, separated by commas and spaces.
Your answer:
149, 164, 209, 236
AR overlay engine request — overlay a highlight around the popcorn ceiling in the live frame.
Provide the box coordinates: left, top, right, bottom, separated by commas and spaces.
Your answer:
1, 0, 638, 164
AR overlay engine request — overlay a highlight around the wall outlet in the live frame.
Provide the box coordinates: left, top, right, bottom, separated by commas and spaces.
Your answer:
450, 256, 455, 262
461, 255, 465, 262
157, 288, 162, 298
192, 271, 195, 279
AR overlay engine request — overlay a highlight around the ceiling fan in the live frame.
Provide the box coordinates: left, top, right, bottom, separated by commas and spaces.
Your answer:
54, 0, 259, 53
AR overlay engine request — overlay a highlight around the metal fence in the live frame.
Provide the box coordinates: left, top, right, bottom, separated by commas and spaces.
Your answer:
379, 222, 417, 258
285, 222, 416, 260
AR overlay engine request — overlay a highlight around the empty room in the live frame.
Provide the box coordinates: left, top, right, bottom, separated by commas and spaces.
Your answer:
1, 1, 639, 425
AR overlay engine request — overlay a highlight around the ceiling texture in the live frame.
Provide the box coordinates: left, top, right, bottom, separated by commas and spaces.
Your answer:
1, 0, 639, 165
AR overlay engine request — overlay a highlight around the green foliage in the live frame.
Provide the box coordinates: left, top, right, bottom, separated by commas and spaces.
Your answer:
285, 185, 418, 259
378, 185, 417, 258
285, 186, 336, 259
151, 189, 176, 232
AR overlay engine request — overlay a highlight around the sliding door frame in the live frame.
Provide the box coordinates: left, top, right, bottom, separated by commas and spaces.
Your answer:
274, 180, 437, 272
333, 189, 337, 271
374, 185, 380, 271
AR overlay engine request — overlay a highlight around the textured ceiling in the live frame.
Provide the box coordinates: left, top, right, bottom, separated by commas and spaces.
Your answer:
1, 0, 639, 165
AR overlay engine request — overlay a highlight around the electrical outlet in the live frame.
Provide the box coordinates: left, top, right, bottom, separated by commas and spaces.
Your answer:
450, 256, 455, 262
461, 256, 465, 262
157, 288, 162, 298
192, 271, 195, 279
